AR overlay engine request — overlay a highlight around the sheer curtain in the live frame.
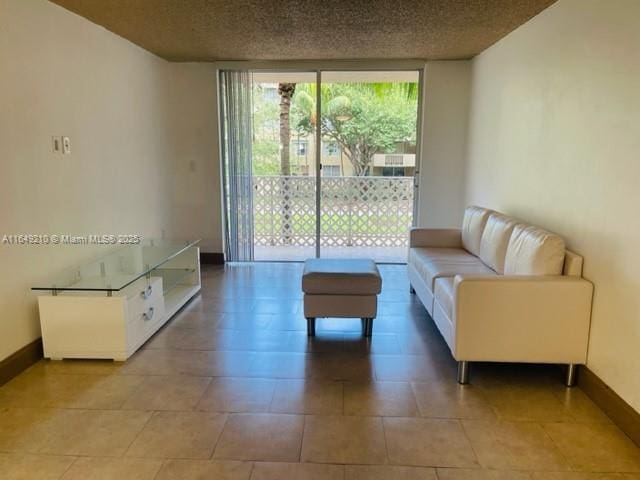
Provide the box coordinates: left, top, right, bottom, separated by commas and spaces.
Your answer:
219, 70, 254, 261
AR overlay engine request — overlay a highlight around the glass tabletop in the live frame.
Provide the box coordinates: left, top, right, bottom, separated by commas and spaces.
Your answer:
31, 239, 200, 292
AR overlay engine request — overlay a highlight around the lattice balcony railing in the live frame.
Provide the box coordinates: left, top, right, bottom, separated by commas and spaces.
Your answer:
253, 176, 414, 247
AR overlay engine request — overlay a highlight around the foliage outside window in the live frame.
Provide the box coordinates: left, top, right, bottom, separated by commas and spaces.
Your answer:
252, 82, 418, 177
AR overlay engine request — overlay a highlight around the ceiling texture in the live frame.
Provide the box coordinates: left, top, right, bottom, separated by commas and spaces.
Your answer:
50, 0, 556, 62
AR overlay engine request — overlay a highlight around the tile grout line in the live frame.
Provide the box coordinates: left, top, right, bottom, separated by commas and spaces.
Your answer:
457, 418, 482, 469
474, 383, 502, 421
150, 459, 167, 480
298, 414, 308, 463
56, 454, 79, 480
536, 420, 577, 472
191, 376, 214, 411
121, 409, 156, 458
208, 411, 231, 460
408, 381, 424, 417
379, 414, 391, 466
266, 378, 278, 413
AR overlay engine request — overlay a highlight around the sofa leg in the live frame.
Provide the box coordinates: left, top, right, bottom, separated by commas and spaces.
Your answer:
457, 361, 470, 385
565, 364, 579, 387
409, 285, 416, 294
362, 318, 373, 337
306, 318, 316, 337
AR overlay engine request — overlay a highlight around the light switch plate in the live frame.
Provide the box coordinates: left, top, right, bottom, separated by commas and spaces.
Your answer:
62, 136, 71, 154
52, 136, 61, 153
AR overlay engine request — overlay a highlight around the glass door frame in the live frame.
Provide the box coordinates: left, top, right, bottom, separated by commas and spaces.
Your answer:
314, 71, 321, 258
215, 61, 426, 262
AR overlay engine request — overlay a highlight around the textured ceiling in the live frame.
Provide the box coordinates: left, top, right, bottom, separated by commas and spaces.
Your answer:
49, 0, 556, 62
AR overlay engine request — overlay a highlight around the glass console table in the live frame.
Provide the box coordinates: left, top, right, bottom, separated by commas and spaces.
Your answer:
32, 239, 201, 361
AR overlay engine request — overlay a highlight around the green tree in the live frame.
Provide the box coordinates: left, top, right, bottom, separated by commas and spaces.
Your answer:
292, 83, 418, 176
252, 139, 280, 175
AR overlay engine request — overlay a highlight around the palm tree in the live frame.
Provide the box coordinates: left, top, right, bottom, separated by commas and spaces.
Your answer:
277, 83, 296, 176
276, 83, 297, 243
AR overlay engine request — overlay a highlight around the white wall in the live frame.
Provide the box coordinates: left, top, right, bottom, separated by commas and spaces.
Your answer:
465, 0, 640, 410
165, 63, 222, 253
417, 61, 471, 228
0, 0, 178, 361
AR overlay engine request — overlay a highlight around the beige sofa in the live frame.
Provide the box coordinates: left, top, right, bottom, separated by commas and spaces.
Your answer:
408, 206, 593, 386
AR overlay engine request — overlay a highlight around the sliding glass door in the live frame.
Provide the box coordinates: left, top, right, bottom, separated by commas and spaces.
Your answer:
250, 72, 318, 261
221, 68, 421, 263
318, 71, 419, 262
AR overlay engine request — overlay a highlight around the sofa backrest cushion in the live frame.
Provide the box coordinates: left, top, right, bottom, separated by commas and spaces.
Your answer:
479, 213, 519, 274
461, 206, 493, 257
504, 224, 566, 275
563, 250, 584, 277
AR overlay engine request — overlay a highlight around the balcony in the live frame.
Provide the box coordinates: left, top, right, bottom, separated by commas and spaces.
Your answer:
372, 153, 416, 168
253, 175, 414, 262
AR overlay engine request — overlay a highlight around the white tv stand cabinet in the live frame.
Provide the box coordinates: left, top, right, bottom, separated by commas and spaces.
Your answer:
32, 239, 201, 361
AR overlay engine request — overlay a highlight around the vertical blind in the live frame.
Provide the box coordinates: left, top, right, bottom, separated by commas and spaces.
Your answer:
219, 70, 254, 261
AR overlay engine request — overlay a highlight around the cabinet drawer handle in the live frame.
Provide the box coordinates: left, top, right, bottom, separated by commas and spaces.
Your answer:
142, 307, 154, 321
140, 285, 153, 299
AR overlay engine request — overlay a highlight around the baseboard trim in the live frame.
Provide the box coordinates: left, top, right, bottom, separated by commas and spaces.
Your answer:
579, 366, 640, 446
200, 252, 224, 265
0, 338, 43, 387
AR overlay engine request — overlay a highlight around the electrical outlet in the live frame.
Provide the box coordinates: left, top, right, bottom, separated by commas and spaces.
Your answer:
62, 136, 71, 154
52, 136, 62, 153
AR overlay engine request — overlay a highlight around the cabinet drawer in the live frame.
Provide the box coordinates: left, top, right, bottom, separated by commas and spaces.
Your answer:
125, 276, 163, 318
127, 296, 165, 351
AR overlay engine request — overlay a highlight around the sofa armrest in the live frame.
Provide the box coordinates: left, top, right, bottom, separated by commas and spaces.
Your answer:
452, 275, 593, 363
409, 228, 462, 248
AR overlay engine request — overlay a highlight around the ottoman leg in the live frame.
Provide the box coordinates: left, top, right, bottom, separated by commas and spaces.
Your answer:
306, 318, 316, 337
362, 318, 373, 337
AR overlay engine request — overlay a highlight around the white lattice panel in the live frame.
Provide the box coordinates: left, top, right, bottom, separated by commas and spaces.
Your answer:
253, 176, 413, 248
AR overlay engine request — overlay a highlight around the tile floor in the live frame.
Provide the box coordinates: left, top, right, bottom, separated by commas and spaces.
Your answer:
254, 245, 409, 263
1, 263, 639, 479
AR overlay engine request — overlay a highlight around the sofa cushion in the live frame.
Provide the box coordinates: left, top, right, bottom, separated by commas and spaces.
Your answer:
461, 206, 493, 256
409, 247, 480, 266
563, 250, 584, 277
479, 213, 519, 274
504, 225, 566, 275
434, 277, 455, 319
409, 247, 496, 289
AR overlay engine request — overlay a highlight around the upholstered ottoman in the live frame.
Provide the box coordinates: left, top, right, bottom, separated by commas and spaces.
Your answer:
302, 258, 382, 337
